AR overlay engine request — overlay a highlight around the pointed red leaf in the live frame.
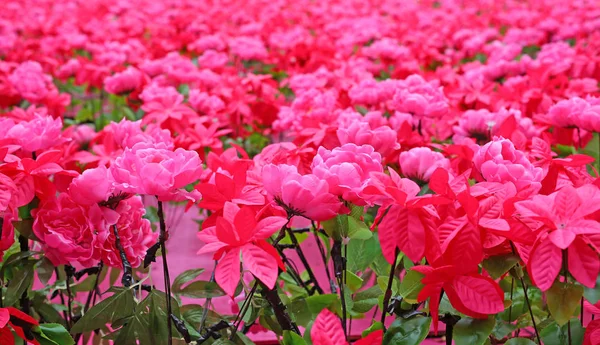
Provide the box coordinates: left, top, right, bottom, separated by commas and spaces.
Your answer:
215, 249, 241, 296
311, 309, 347, 345
569, 237, 600, 288
451, 274, 505, 315
241, 243, 278, 289
252, 216, 287, 240
395, 207, 426, 263
528, 236, 561, 291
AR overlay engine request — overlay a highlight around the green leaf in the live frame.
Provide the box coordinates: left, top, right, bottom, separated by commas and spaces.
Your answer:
491, 319, 517, 339
5, 261, 35, 306
37, 257, 55, 285
172, 268, 205, 291
540, 319, 585, 345
546, 282, 583, 326
504, 339, 537, 345
70, 287, 135, 334
382, 316, 431, 345
353, 285, 382, 313
399, 269, 425, 304
114, 313, 155, 345
173, 280, 225, 299
345, 271, 363, 292
322, 215, 348, 240
347, 216, 372, 240
214, 339, 237, 345
283, 331, 307, 345
482, 254, 520, 280
34, 323, 75, 345
347, 235, 379, 272
453, 317, 495, 345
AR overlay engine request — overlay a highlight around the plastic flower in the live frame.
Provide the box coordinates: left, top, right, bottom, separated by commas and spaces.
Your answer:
97, 196, 157, 268
0, 307, 40, 345
5, 113, 65, 153
104, 67, 145, 95
472, 138, 543, 191
8, 61, 52, 103
311, 144, 383, 205
197, 203, 287, 296
262, 164, 341, 221
337, 121, 399, 159
68, 165, 113, 206
399, 147, 451, 183
110, 142, 203, 201
32, 193, 105, 267
514, 184, 600, 290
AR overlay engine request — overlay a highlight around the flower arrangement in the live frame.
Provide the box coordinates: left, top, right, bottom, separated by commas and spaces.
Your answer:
1, 0, 600, 344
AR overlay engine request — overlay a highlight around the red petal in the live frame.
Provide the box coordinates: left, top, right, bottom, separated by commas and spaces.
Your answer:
528, 236, 561, 291
215, 250, 241, 296
451, 274, 505, 315
569, 237, 600, 288
241, 244, 278, 289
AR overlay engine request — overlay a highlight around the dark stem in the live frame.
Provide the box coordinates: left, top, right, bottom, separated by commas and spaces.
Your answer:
446, 322, 453, 345
157, 199, 173, 345
18, 235, 30, 315
199, 261, 217, 334
381, 248, 400, 325
519, 276, 540, 344
65, 265, 75, 330
230, 282, 259, 339
74, 263, 103, 343
332, 241, 348, 339
112, 224, 133, 287
286, 228, 324, 294
261, 283, 300, 334
508, 277, 514, 324
312, 224, 334, 293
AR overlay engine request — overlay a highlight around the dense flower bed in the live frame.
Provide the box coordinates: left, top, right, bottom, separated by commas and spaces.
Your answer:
2, 0, 600, 344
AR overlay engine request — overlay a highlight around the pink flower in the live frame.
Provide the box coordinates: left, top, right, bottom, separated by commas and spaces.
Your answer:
574, 96, 600, 132
32, 194, 104, 267
103, 119, 173, 150
5, 113, 65, 153
545, 97, 589, 128
311, 144, 383, 205
262, 164, 341, 221
68, 165, 113, 206
97, 196, 157, 268
337, 121, 399, 159
104, 67, 145, 95
399, 147, 450, 183
473, 138, 543, 190
197, 50, 229, 69
393, 75, 449, 119
8, 61, 52, 103
109, 142, 203, 201
188, 90, 225, 114
229, 36, 268, 60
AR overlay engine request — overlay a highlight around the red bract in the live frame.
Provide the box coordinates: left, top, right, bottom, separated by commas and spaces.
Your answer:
515, 184, 600, 290
197, 203, 286, 296
0, 307, 40, 345
412, 264, 505, 334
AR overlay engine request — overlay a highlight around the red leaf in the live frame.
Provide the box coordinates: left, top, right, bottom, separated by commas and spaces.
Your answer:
215, 249, 241, 296
0, 309, 8, 328
442, 221, 482, 273
528, 236, 562, 291
0, 327, 14, 345
569, 237, 600, 288
311, 309, 347, 345
241, 243, 278, 289
252, 216, 287, 240
377, 207, 399, 264
429, 168, 451, 196
234, 207, 258, 242
451, 274, 505, 315
395, 207, 426, 263
355, 330, 383, 345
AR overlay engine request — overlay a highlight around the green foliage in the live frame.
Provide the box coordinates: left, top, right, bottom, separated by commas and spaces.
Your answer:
453, 317, 496, 345
382, 316, 431, 345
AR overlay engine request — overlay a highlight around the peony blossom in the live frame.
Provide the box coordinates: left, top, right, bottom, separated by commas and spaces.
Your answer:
311, 144, 383, 205
8, 61, 52, 103
32, 194, 105, 267
110, 142, 203, 201
262, 164, 341, 221
337, 121, 399, 159
104, 67, 145, 95
5, 113, 65, 153
473, 138, 543, 190
68, 165, 113, 206
97, 196, 157, 268
399, 147, 451, 183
